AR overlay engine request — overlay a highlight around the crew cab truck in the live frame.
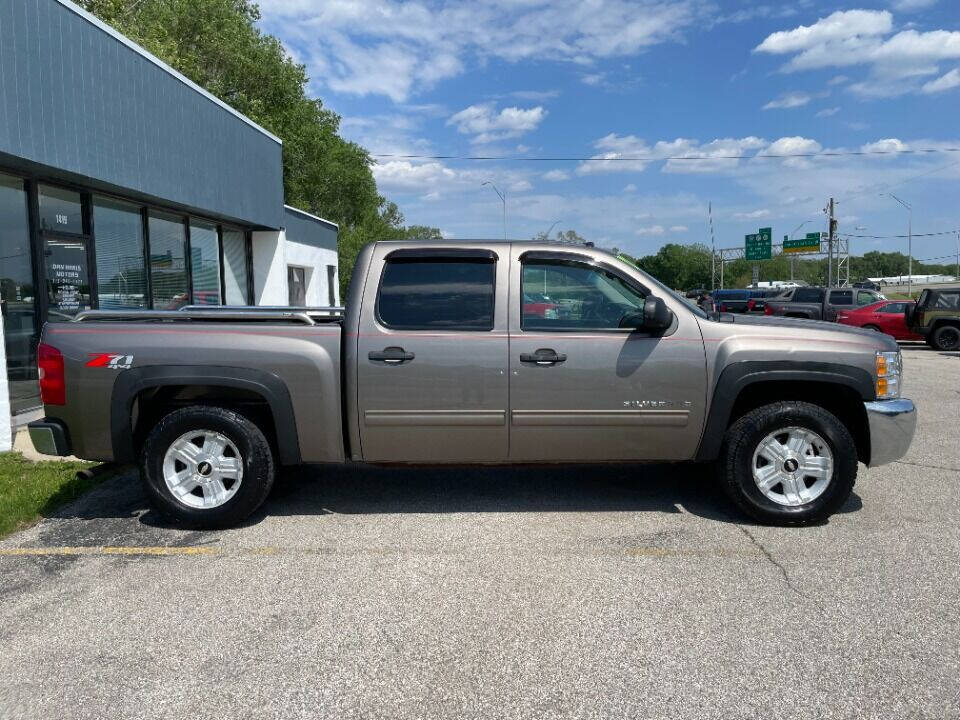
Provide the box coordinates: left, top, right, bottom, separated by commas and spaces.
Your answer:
764, 286, 885, 321
29, 241, 917, 528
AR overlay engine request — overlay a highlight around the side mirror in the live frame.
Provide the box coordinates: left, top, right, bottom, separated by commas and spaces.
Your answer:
620, 295, 673, 331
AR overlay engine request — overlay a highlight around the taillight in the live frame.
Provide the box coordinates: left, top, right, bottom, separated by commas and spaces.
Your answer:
747, 299, 756, 311
718, 303, 727, 312
38, 343, 65, 406
764, 305, 774, 315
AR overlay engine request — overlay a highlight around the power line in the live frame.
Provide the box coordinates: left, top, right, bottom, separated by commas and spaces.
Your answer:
838, 229, 959, 239
835, 158, 960, 205
371, 146, 960, 163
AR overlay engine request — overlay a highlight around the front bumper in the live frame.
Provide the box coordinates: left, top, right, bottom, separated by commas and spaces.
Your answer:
27, 419, 71, 457
864, 399, 917, 467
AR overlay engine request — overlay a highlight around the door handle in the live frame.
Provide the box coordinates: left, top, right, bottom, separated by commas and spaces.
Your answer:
519, 348, 567, 365
369, 346, 415, 364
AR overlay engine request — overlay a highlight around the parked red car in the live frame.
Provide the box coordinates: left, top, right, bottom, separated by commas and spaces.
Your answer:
835, 300, 922, 341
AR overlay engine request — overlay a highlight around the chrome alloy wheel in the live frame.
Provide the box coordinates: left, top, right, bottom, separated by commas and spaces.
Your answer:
751, 426, 834, 507
162, 430, 243, 509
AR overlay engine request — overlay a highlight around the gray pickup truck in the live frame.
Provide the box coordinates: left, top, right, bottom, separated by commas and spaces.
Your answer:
29, 240, 916, 528
764, 286, 885, 321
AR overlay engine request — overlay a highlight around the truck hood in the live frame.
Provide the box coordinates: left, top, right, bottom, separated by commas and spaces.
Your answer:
718, 312, 899, 351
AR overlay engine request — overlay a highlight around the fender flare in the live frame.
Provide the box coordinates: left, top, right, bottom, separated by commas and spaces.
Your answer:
694, 361, 874, 462
110, 365, 301, 464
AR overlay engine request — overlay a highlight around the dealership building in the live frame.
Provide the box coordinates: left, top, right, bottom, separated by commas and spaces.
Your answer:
0, 0, 339, 430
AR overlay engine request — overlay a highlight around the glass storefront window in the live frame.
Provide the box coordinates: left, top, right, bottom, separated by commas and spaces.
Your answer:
38, 185, 83, 234
149, 212, 188, 309
93, 197, 147, 309
0, 174, 40, 413
221, 228, 249, 305
189, 221, 221, 305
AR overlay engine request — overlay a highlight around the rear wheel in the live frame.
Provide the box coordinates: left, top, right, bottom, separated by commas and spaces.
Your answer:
932, 324, 960, 351
141, 406, 275, 529
719, 401, 857, 525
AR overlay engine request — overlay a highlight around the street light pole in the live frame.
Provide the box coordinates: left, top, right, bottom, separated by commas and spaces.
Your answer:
482, 181, 506, 240
544, 220, 561, 240
886, 193, 913, 296
789, 220, 814, 283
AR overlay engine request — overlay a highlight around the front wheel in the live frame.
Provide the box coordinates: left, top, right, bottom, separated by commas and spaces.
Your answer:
719, 401, 858, 525
141, 406, 275, 529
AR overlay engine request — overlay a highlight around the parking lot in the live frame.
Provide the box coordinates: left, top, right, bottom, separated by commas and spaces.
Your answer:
1, 344, 958, 720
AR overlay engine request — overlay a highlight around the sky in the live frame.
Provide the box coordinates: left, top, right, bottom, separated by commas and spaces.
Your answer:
255, 0, 960, 264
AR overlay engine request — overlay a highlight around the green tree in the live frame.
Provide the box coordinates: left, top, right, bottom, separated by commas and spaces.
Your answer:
79, 0, 438, 293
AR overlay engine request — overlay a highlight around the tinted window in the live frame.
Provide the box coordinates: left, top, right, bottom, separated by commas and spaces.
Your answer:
521, 260, 646, 330
879, 302, 906, 314
794, 288, 824, 303
378, 259, 495, 330
856, 291, 878, 306
933, 291, 960, 310
830, 290, 853, 306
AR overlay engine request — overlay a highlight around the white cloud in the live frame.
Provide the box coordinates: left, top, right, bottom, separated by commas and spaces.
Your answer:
258, 0, 707, 102
861, 138, 909, 153
763, 91, 815, 110
623, 184, 638, 192
373, 160, 457, 190
635, 225, 666, 236
509, 180, 533, 193
669, 225, 689, 232
891, 0, 938, 10
765, 136, 822, 168
828, 75, 849, 86
577, 134, 767, 175
922, 68, 960, 94
755, 9, 960, 98
542, 170, 570, 182
447, 103, 547, 144
816, 107, 841, 117
581, 73, 606, 86
733, 209, 771, 219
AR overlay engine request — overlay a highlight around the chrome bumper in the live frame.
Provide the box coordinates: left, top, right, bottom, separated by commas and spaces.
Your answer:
864, 399, 916, 467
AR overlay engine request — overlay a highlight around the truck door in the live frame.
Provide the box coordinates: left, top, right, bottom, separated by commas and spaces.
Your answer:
508, 248, 707, 461
355, 246, 509, 462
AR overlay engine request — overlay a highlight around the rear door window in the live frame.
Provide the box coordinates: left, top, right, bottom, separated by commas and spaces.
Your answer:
794, 288, 824, 303
376, 258, 495, 330
829, 290, 853, 306
879, 302, 906, 314
856, 291, 878, 305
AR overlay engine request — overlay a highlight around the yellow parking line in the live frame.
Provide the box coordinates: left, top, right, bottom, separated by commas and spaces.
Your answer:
0, 546, 219, 557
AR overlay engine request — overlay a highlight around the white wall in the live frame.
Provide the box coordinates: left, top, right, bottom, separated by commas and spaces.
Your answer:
250, 229, 339, 306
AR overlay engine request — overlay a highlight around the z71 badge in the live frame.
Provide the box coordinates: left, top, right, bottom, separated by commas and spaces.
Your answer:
86, 353, 134, 370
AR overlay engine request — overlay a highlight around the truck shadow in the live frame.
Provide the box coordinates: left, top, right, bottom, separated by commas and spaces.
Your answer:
47, 462, 863, 532
251, 461, 863, 527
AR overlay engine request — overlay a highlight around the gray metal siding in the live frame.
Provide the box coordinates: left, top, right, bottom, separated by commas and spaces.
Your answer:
0, 0, 283, 228
283, 206, 338, 251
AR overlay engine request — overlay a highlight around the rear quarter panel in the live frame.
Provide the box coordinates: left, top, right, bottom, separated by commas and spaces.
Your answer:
42, 322, 343, 463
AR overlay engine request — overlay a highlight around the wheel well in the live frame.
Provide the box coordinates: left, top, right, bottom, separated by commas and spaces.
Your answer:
727, 381, 869, 464
931, 319, 960, 332
131, 385, 278, 458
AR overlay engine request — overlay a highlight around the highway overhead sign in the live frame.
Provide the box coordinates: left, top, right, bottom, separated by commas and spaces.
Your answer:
783, 232, 822, 254
745, 230, 771, 260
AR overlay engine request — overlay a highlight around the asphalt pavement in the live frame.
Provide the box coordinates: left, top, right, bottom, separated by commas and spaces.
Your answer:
1, 344, 958, 720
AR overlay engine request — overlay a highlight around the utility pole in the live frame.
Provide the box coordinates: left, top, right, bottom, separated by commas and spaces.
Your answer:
886, 193, 913, 296
709, 202, 716, 290
827, 198, 836, 287
956, 230, 959, 280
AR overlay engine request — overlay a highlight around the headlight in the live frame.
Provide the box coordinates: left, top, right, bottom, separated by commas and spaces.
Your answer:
875, 350, 902, 399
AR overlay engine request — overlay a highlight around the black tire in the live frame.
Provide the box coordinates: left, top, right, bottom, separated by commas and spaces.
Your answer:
932, 324, 960, 352
141, 406, 275, 529
719, 401, 858, 526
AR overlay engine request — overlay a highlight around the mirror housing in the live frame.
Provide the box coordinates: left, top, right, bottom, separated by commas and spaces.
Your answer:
620, 295, 673, 331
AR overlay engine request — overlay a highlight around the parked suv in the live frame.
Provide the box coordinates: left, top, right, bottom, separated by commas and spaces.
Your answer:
907, 287, 960, 351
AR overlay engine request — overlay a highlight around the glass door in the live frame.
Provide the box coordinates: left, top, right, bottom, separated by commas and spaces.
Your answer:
0, 174, 40, 413
42, 233, 92, 320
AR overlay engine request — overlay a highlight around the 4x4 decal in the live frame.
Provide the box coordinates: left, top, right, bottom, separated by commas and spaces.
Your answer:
86, 353, 134, 370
